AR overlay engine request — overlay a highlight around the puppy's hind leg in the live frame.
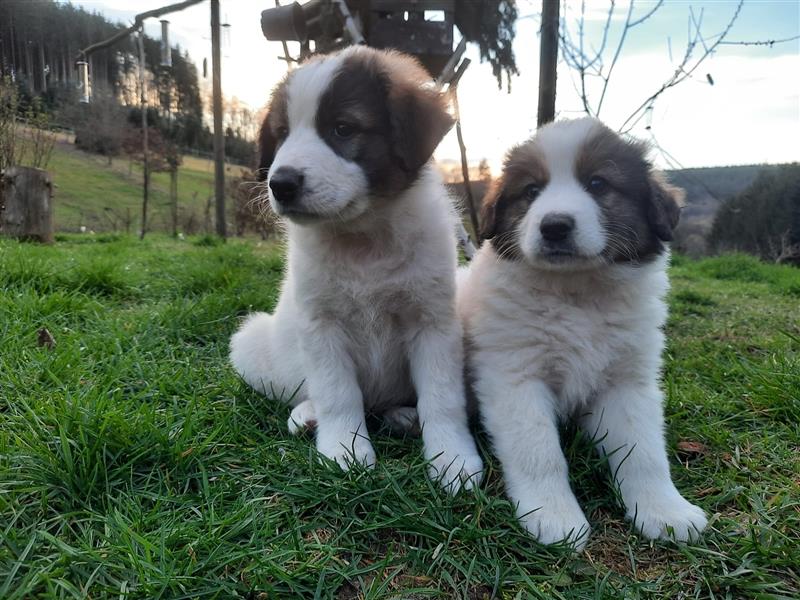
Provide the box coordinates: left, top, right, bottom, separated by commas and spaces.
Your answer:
382, 406, 421, 437
229, 311, 306, 405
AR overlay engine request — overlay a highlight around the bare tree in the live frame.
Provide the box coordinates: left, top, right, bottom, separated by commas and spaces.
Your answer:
24, 98, 56, 170
559, 0, 745, 132
0, 78, 55, 172
71, 91, 126, 164
0, 77, 21, 173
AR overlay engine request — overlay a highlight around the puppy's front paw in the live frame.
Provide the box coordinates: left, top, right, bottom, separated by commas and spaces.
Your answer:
426, 446, 484, 494
287, 400, 317, 435
316, 430, 376, 470
422, 423, 484, 493
627, 490, 707, 542
518, 498, 591, 550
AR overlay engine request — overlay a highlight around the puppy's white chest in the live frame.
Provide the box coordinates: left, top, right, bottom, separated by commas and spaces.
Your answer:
300, 267, 420, 407
534, 298, 631, 403
472, 286, 644, 411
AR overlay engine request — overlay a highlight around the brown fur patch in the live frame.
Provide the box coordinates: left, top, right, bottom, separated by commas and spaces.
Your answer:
379, 51, 455, 174
319, 48, 453, 192
255, 80, 289, 182
648, 170, 684, 241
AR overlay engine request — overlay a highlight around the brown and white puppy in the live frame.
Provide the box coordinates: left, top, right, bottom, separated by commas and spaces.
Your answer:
230, 46, 483, 492
458, 117, 706, 548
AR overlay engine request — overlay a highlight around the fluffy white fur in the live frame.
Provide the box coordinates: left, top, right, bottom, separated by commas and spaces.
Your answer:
230, 50, 482, 492
458, 118, 707, 549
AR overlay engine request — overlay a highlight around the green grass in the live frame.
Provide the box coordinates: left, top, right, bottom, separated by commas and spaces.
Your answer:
46, 140, 246, 234
1, 238, 798, 599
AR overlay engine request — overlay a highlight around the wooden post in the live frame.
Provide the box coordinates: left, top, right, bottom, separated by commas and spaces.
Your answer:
170, 166, 178, 237
138, 29, 150, 240
450, 59, 479, 249
39, 41, 47, 93
0, 166, 54, 243
211, 0, 226, 239
537, 0, 560, 127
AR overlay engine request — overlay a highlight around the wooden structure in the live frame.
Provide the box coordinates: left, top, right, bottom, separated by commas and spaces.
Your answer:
0, 166, 55, 243
368, 1, 455, 76
262, 0, 457, 75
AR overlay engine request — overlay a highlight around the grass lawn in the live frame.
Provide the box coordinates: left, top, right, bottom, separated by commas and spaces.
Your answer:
1, 236, 798, 599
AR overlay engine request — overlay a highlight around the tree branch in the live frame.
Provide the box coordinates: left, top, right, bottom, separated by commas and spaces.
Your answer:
77, 0, 204, 61
618, 0, 744, 134
720, 34, 800, 47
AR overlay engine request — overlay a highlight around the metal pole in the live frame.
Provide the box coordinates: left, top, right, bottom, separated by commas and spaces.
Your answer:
211, 0, 226, 239
537, 0, 560, 127
138, 29, 150, 240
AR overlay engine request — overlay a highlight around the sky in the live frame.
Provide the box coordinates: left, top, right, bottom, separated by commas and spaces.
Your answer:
64, 0, 800, 171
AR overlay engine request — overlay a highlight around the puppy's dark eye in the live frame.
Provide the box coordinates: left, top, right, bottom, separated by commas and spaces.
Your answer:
275, 126, 289, 139
523, 183, 540, 200
588, 176, 609, 194
334, 122, 356, 139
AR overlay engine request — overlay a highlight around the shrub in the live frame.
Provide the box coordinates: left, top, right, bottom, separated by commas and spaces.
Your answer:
709, 164, 800, 262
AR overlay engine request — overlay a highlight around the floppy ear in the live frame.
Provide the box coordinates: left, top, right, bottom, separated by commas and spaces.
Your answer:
479, 177, 505, 240
647, 171, 684, 242
255, 113, 277, 183
389, 85, 454, 173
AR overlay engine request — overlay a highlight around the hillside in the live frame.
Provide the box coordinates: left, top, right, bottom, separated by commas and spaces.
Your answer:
47, 137, 247, 234
41, 138, 782, 251
666, 165, 772, 255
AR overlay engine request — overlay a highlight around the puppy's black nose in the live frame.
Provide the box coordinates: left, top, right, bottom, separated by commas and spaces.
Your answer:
540, 214, 575, 242
269, 168, 303, 205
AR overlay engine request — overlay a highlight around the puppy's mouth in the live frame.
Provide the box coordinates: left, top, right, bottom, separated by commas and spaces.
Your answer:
276, 206, 323, 223
271, 196, 330, 223
533, 242, 605, 271
539, 241, 579, 262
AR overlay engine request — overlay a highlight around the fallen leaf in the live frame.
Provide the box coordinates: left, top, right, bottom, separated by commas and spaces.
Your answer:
37, 327, 56, 349
677, 440, 707, 457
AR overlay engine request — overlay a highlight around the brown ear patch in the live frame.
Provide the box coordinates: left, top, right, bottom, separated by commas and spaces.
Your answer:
255, 81, 289, 182
479, 177, 504, 240
389, 85, 454, 173
311, 48, 453, 194
255, 117, 276, 183
382, 51, 454, 173
648, 171, 684, 242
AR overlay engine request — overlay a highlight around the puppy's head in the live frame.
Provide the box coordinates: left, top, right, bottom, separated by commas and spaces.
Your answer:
257, 47, 453, 225
480, 118, 683, 269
